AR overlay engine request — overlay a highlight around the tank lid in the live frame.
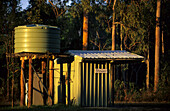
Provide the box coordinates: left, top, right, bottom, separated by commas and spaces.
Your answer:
15, 24, 60, 30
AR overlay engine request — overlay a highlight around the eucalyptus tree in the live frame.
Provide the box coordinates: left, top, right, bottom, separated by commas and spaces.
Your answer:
27, 0, 56, 24
0, 0, 21, 105
154, 0, 162, 92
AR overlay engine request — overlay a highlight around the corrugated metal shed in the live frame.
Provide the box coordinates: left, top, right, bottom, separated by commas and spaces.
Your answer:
68, 50, 144, 61
54, 50, 144, 107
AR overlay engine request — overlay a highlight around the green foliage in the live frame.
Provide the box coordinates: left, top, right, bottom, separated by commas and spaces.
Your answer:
114, 79, 170, 102
0, 77, 5, 95
114, 80, 126, 101
115, 0, 156, 55
27, 0, 49, 24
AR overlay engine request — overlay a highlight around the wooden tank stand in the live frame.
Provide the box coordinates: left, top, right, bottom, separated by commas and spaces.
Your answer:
19, 56, 35, 108
7, 53, 70, 107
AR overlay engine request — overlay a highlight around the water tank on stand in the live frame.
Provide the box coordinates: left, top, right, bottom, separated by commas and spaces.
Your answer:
14, 24, 60, 53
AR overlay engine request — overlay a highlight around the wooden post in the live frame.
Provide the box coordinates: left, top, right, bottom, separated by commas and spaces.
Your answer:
67, 63, 71, 104
42, 61, 46, 74
42, 60, 46, 104
48, 60, 54, 105
111, 63, 114, 106
20, 57, 25, 106
60, 63, 65, 104
28, 57, 33, 108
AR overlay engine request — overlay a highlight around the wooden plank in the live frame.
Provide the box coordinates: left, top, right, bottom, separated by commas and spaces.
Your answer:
6, 53, 70, 59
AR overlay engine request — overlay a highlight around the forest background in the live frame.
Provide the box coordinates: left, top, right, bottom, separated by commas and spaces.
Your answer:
0, 0, 170, 104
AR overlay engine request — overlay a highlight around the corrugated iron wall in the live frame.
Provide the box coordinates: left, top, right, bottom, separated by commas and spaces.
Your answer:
81, 62, 111, 107
54, 59, 112, 107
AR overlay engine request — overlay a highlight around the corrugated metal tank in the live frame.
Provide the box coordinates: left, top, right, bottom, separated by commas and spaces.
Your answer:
14, 24, 60, 53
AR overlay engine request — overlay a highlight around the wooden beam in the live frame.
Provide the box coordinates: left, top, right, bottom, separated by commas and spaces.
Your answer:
20, 57, 25, 106
48, 60, 54, 105
6, 53, 70, 58
28, 57, 33, 108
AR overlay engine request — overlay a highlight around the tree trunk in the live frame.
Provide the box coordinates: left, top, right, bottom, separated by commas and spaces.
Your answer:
161, 28, 164, 56
146, 31, 150, 90
146, 49, 150, 89
11, 31, 14, 107
120, 24, 123, 51
154, 0, 162, 92
11, 58, 14, 107
112, 12, 116, 50
112, 0, 116, 50
83, 13, 88, 50
6, 56, 10, 101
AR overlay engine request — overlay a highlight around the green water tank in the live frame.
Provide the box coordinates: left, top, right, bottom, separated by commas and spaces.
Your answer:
14, 24, 60, 53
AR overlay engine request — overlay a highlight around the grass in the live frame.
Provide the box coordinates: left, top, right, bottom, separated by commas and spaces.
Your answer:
1, 103, 170, 111
0, 104, 81, 111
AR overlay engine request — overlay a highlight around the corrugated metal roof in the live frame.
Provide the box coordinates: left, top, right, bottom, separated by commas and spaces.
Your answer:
68, 50, 144, 60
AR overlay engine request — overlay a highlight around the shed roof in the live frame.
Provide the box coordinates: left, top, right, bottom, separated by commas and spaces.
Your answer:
68, 50, 144, 62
